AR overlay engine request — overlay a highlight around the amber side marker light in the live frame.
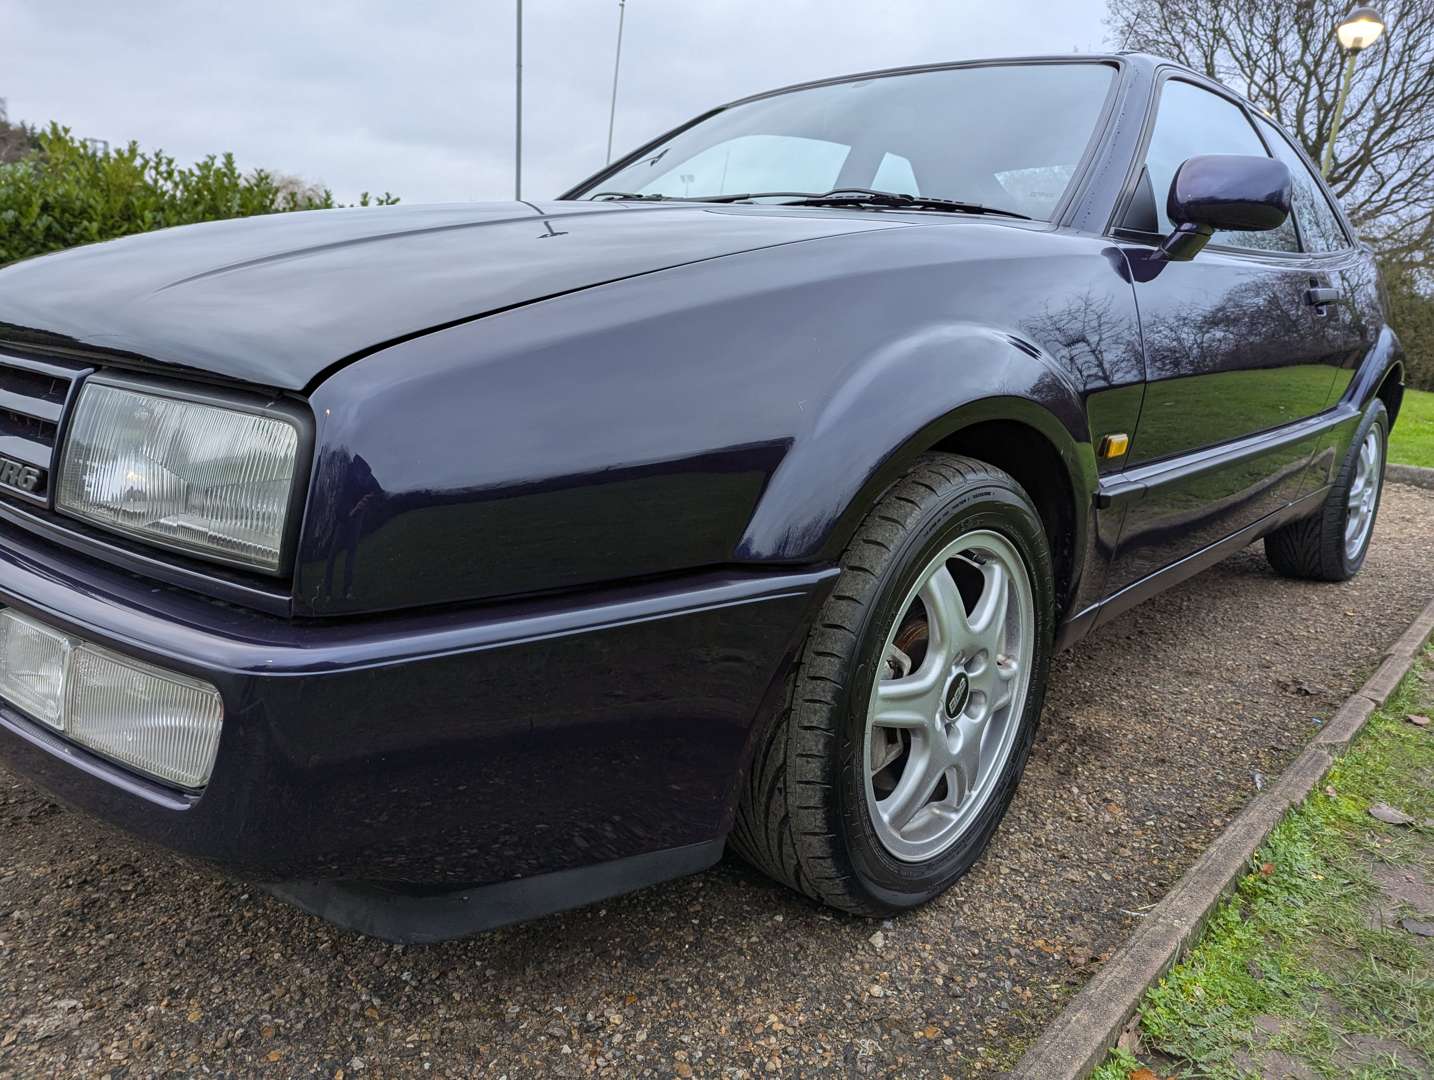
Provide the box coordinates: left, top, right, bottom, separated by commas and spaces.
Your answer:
1098, 433, 1131, 459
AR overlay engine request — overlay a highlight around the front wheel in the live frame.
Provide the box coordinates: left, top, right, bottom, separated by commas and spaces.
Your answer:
1264, 399, 1388, 582
731, 453, 1055, 915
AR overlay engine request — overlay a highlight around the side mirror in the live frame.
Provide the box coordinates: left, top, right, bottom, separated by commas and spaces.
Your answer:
1156, 154, 1292, 261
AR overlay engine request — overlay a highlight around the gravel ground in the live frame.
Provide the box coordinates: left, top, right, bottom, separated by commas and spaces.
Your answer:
3, 483, 1433, 1080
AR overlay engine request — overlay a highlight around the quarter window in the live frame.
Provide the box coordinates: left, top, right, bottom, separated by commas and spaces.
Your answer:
1254, 116, 1350, 252
1137, 79, 1299, 253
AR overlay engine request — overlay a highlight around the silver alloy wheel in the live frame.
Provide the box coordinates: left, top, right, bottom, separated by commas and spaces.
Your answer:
1345, 429, 1382, 561
863, 529, 1035, 863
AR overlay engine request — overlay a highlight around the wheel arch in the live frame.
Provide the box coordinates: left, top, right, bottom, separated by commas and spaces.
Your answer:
738, 360, 1096, 621
1347, 325, 1405, 427
1376, 360, 1404, 428
928, 418, 1085, 616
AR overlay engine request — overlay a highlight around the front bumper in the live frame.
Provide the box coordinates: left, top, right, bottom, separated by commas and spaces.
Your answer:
0, 519, 834, 887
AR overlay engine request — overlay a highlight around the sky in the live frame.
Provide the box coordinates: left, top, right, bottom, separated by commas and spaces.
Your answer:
1, 0, 1111, 205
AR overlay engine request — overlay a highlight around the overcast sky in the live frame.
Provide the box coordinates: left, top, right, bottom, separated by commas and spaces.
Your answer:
2, 1, 1111, 205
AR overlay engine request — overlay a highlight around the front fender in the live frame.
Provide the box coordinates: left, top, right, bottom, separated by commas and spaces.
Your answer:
297, 222, 1131, 617
739, 325, 1094, 565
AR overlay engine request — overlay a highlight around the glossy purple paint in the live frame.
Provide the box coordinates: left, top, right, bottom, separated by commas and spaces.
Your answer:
0, 55, 1404, 918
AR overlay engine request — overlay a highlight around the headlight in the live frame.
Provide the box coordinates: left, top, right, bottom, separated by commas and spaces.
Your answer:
57, 379, 303, 573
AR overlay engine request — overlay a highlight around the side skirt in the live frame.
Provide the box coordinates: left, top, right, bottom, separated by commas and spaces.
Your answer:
264, 839, 726, 944
1056, 485, 1329, 650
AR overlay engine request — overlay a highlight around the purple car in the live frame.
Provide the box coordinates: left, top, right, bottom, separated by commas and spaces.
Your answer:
0, 54, 1401, 941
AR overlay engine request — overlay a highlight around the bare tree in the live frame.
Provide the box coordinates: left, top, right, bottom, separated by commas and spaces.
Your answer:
1106, 0, 1434, 278
0, 113, 39, 166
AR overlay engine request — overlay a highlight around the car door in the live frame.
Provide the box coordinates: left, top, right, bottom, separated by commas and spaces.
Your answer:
1102, 76, 1348, 594
1250, 112, 1379, 484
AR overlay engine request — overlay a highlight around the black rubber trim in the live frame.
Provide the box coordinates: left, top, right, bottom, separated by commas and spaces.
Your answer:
1095, 403, 1357, 509
1092, 485, 1329, 630
263, 838, 726, 944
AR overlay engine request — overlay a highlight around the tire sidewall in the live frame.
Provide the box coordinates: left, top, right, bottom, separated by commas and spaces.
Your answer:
834, 476, 1055, 907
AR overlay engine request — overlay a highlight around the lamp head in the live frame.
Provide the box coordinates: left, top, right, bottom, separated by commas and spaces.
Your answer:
1337, 6, 1385, 50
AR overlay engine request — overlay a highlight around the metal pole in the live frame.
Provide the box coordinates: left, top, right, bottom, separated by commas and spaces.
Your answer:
605, 0, 627, 164
515, 0, 523, 199
1321, 48, 1359, 178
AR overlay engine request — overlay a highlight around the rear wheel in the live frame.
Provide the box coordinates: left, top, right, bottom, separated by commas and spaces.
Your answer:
1264, 399, 1388, 582
731, 453, 1054, 914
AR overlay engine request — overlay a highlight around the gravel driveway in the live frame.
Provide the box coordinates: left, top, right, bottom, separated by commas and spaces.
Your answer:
3, 482, 1433, 1079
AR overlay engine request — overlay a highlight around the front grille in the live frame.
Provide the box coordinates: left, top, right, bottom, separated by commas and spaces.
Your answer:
0, 349, 90, 506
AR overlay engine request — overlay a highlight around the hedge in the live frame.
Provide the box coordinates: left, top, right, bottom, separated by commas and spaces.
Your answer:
1383, 262, 1434, 392
0, 123, 395, 267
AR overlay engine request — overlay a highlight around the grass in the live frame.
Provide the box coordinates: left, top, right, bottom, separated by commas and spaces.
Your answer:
1093, 646, 1434, 1079
1389, 387, 1434, 469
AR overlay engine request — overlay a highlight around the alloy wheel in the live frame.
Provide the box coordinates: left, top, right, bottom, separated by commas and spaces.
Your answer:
862, 529, 1035, 862
1345, 429, 1382, 561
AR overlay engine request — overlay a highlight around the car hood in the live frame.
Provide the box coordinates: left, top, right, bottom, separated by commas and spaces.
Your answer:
0, 201, 909, 390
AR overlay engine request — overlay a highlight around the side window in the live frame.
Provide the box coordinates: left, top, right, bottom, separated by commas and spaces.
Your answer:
1135, 79, 1299, 253
1254, 116, 1350, 252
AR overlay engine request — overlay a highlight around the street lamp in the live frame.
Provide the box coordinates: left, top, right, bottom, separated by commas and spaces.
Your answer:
1321, 5, 1385, 177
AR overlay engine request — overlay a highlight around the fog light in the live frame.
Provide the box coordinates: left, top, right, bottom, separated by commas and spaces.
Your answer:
66, 645, 223, 789
0, 610, 74, 730
0, 608, 223, 788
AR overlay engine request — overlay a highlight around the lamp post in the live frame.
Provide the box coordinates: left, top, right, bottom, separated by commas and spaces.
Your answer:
1321, 5, 1385, 177
515, 0, 523, 200
605, 0, 627, 164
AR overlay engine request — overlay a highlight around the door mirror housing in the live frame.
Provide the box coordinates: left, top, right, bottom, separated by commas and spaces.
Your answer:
1156, 154, 1293, 261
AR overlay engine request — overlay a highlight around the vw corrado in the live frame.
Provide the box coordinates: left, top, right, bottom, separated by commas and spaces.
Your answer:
0, 55, 1402, 942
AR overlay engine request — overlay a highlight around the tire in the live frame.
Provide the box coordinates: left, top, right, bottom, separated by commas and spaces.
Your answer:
1264, 399, 1388, 582
731, 453, 1055, 915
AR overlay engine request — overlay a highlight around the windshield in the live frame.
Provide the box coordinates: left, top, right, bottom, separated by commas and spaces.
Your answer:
578, 62, 1116, 220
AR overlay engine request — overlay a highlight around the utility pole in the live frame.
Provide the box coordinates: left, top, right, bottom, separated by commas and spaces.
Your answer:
605, 0, 626, 163
515, 0, 523, 199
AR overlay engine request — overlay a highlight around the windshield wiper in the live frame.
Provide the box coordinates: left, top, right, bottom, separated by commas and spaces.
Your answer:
683, 188, 1032, 220
587, 187, 1032, 220
588, 191, 683, 201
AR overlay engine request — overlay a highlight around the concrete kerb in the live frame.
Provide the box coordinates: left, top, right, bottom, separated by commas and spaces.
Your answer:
1387, 464, 1434, 492
1008, 594, 1434, 1080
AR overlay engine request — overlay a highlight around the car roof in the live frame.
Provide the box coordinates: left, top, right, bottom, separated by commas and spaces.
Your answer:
716, 52, 1206, 112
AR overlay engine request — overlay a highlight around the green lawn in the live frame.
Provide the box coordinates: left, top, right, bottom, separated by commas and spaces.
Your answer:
1093, 648, 1434, 1079
1390, 387, 1434, 469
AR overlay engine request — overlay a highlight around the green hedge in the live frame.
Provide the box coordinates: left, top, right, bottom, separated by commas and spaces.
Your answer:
0, 124, 395, 267
1383, 262, 1434, 393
